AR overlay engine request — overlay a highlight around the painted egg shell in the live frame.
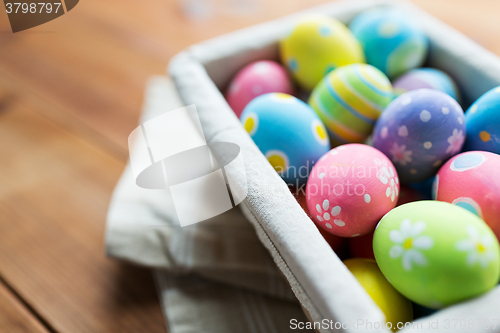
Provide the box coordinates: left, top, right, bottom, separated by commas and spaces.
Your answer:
464, 86, 500, 154
373, 89, 466, 184
241, 93, 330, 185
294, 190, 344, 252
350, 8, 428, 79
434, 151, 500, 241
226, 60, 294, 117
308, 64, 393, 146
392, 68, 460, 102
373, 201, 500, 309
349, 231, 375, 260
305, 144, 399, 237
280, 15, 365, 91
344, 258, 413, 331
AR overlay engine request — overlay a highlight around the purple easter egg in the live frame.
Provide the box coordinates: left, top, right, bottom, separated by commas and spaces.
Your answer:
373, 89, 465, 184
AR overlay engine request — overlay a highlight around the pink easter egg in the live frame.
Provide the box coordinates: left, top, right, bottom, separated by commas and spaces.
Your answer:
306, 144, 400, 237
226, 60, 294, 117
434, 151, 500, 240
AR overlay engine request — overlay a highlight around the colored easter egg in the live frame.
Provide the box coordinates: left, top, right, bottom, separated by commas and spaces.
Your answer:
434, 151, 500, 241
392, 68, 460, 101
464, 86, 500, 154
349, 232, 375, 260
226, 60, 294, 117
350, 8, 428, 79
308, 64, 393, 146
374, 201, 500, 309
344, 258, 413, 331
241, 93, 330, 185
319, 227, 345, 253
305, 144, 399, 237
280, 15, 365, 91
373, 89, 466, 184
294, 191, 345, 253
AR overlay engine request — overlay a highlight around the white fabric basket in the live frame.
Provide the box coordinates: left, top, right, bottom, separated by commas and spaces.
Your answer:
145, 0, 500, 331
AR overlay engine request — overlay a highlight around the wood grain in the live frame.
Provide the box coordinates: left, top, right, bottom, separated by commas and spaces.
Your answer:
0, 0, 499, 332
0, 282, 50, 333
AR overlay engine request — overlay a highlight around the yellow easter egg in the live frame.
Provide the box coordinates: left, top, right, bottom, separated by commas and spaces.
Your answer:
280, 15, 365, 91
344, 258, 413, 331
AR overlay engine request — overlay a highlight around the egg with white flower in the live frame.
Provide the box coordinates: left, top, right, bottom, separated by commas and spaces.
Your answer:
305, 143, 399, 237
373, 201, 500, 309
373, 89, 466, 184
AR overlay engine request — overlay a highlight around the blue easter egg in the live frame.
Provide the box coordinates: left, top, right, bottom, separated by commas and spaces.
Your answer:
350, 8, 428, 79
240, 93, 331, 185
373, 89, 465, 184
464, 86, 500, 154
392, 68, 460, 102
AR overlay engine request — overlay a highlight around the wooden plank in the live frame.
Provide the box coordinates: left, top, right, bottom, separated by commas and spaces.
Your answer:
0, 100, 166, 333
0, 281, 51, 333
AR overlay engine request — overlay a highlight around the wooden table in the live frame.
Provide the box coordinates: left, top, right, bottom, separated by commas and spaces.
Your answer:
0, 0, 498, 332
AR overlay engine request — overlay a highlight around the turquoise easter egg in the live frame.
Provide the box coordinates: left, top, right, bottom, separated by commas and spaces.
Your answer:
240, 93, 330, 185
464, 86, 500, 154
374, 201, 500, 309
350, 8, 428, 79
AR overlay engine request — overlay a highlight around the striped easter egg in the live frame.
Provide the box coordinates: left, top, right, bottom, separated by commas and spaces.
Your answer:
308, 63, 393, 145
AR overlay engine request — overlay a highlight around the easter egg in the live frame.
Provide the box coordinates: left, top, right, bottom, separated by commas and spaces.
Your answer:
392, 68, 460, 101
464, 86, 500, 154
350, 8, 428, 79
226, 60, 294, 117
305, 144, 399, 237
349, 232, 375, 260
373, 89, 466, 184
280, 15, 365, 91
241, 93, 330, 185
373, 201, 500, 309
344, 258, 413, 331
308, 64, 393, 146
294, 190, 344, 253
434, 151, 500, 241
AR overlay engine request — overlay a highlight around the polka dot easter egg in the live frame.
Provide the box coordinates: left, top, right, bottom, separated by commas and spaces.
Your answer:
280, 15, 365, 91
464, 86, 500, 154
434, 151, 500, 241
226, 60, 294, 118
350, 8, 428, 79
374, 201, 500, 309
241, 93, 330, 185
344, 258, 413, 331
393, 68, 460, 102
308, 64, 393, 146
373, 89, 466, 184
305, 144, 399, 237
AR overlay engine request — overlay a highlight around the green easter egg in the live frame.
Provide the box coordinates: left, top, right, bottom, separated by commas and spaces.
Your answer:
280, 15, 365, 91
308, 63, 393, 146
374, 201, 500, 309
